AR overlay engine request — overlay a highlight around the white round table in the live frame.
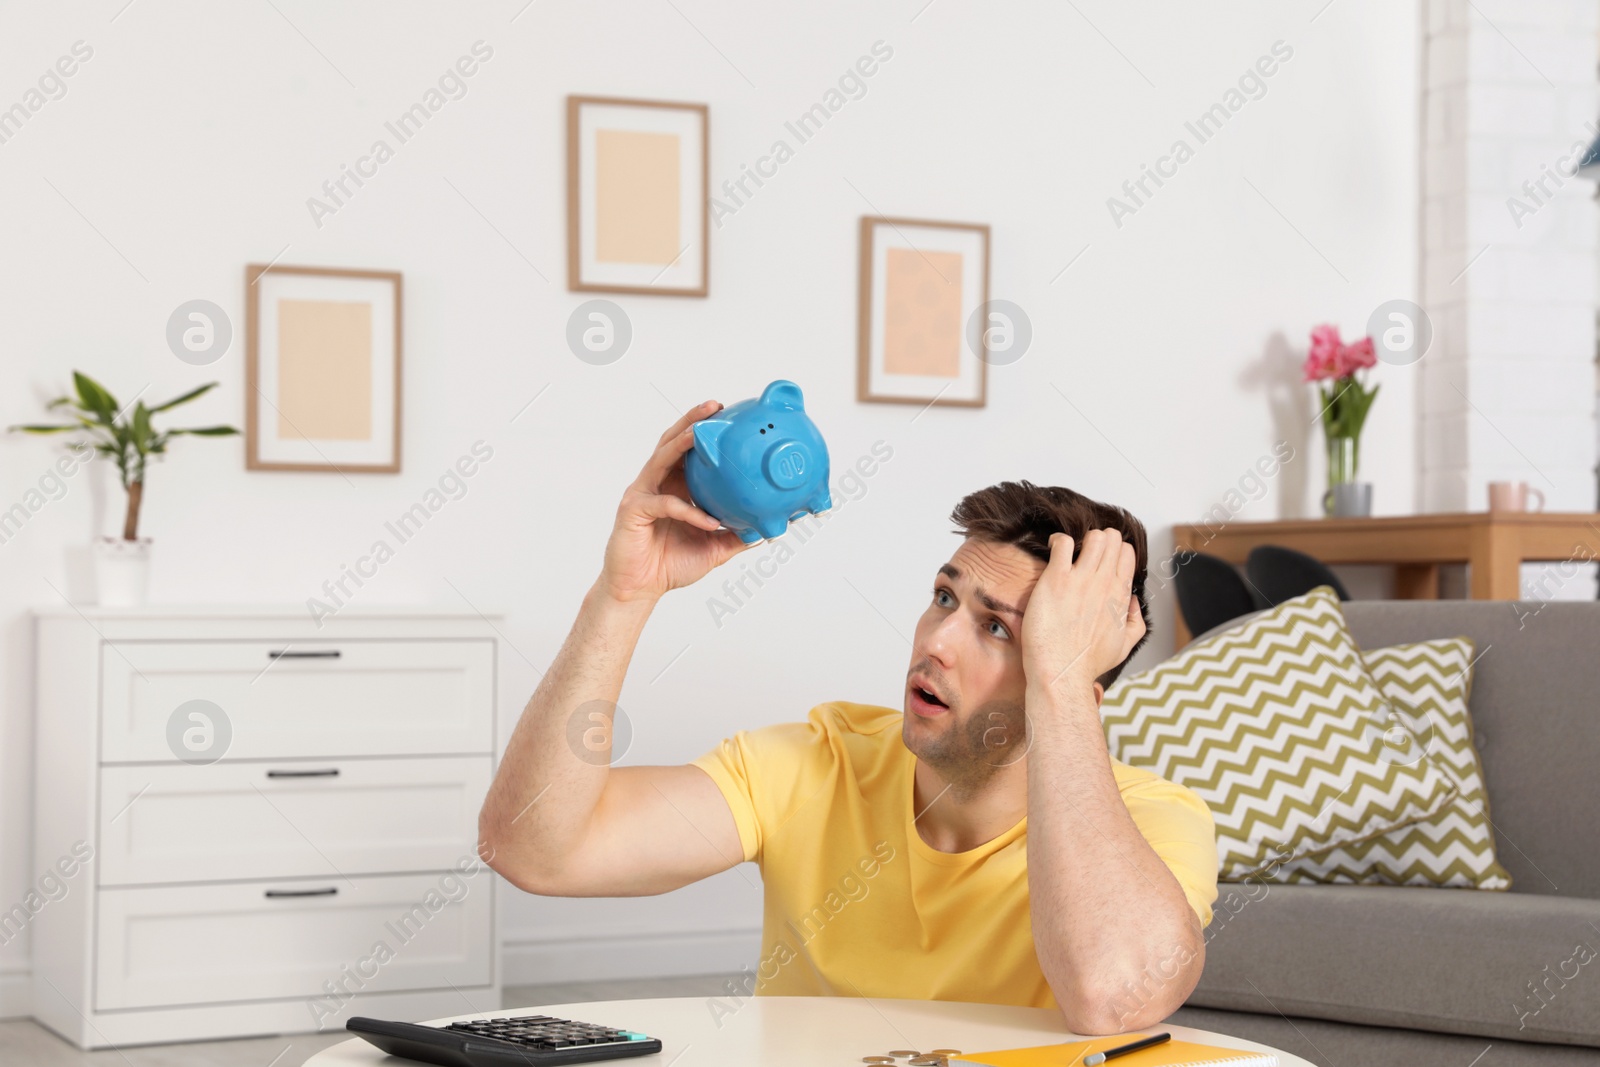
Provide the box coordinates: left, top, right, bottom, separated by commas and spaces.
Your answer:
306, 995, 1312, 1065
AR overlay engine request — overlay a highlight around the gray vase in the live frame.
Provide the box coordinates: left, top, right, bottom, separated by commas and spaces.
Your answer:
1322, 482, 1373, 518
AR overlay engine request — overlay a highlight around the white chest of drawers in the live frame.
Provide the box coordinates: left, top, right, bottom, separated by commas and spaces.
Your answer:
30, 607, 502, 1048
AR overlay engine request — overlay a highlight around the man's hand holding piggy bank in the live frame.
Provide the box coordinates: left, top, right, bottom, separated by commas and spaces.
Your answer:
598, 380, 833, 606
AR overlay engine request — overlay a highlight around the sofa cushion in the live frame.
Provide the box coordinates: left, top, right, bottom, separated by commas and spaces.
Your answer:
1170, 1006, 1600, 1067
1262, 637, 1513, 890
1189, 882, 1600, 1046
1101, 586, 1459, 879
1199, 600, 1600, 899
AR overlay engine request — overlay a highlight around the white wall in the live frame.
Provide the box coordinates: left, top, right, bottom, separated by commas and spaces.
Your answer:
0, 0, 1423, 1008
1420, 0, 1599, 598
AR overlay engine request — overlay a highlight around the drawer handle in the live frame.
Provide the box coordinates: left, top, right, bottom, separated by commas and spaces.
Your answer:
266, 768, 340, 779
264, 887, 339, 899
268, 649, 342, 659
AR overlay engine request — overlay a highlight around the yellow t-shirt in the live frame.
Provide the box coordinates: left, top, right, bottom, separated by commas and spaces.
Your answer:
689, 700, 1218, 1011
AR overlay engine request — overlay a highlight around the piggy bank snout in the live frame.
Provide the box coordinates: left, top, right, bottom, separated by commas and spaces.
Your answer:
763, 439, 814, 490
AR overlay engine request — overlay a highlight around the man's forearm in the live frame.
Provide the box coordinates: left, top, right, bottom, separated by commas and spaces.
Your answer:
1025, 678, 1202, 1032
479, 581, 655, 883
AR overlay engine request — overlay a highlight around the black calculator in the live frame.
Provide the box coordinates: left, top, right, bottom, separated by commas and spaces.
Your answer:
346, 1014, 663, 1066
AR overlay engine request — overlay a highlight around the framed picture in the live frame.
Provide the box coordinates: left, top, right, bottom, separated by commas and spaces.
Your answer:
857, 216, 989, 408
245, 264, 402, 473
566, 94, 708, 297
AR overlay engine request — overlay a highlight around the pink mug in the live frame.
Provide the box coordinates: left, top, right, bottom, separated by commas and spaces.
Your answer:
1487, 481, 1545, 513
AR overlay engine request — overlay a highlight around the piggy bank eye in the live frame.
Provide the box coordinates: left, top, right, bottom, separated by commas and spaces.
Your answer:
768, 423, 774, 428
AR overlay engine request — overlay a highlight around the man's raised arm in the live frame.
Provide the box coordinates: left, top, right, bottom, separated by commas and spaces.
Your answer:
1021, 530, 1207, 1034
479, 400, 756, 897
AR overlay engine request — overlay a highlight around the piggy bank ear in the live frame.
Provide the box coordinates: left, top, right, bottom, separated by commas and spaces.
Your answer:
692, 418, 732, 466
759, 380, 804, 412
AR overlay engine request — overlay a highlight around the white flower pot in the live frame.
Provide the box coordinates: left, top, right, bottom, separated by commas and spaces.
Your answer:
93, 537, 152, 606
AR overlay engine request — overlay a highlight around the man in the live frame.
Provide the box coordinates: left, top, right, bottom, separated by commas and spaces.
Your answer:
479, 400, 1217, 1035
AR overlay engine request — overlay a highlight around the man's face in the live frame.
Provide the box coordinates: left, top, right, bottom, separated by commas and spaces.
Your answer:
903, 537, 1044, 787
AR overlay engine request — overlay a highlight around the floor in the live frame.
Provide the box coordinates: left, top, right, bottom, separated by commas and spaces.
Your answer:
0, 973, 743, 1066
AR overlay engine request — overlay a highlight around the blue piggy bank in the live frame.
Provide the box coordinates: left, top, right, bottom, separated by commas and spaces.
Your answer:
685, 380, 833, 543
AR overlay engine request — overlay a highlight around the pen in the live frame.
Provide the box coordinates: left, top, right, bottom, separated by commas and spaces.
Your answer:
1083, 1031, 1172, 1065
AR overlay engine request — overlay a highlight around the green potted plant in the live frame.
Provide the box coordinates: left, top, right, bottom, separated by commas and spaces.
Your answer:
9, 371, 238, 605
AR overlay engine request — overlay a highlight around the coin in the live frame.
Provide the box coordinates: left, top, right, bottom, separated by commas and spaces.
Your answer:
909, 1058, 945, 1066
887, 1054, 920, 1060
863, 1059, 896, 1064
931, 1052, 962, 1057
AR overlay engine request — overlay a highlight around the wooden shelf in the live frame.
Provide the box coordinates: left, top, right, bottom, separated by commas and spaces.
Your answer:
1170, 511, 1600, 645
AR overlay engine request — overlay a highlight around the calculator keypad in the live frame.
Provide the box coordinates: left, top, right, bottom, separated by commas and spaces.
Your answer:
446, 1016, 646, 1050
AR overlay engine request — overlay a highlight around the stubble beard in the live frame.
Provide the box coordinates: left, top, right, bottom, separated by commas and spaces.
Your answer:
903, 695, 1029, 802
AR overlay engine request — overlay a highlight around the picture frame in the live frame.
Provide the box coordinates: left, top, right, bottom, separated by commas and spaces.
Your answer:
566, 94, 709, 297
857, 215, 990, 408
244, 263, 403, 473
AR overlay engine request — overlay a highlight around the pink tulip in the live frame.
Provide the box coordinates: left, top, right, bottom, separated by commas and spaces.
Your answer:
1303, 323, 1344, 381
1339, 336, 1377, 375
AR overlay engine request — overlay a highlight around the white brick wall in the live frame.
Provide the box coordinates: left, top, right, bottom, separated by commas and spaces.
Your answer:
1420, 0, 1599, 597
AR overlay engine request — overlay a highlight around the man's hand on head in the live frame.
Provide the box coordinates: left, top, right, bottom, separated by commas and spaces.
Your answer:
1021, 531, 1201, 1035
1019, 529, 1145, 701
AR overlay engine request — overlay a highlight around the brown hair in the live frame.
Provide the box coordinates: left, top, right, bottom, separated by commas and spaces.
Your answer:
949, 480, 1150, 688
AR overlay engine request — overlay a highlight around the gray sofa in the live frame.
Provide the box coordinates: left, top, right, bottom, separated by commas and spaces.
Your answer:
1167, 599, 1600, 1067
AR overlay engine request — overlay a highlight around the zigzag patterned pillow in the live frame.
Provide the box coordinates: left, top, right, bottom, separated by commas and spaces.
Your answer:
1259, 638, 1513, 889
1099, 586, 1459, 880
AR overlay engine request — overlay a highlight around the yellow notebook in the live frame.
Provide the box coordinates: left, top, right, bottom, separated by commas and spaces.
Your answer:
952, 1032, 1278, 1067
